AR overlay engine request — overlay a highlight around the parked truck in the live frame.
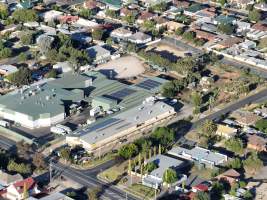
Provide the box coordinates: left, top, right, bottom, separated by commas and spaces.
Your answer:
0, 120, 10, 128
50, 126, 67, 135
55, 124, 72, 134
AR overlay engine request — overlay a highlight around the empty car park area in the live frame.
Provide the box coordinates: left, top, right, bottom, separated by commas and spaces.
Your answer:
97, 55, 146, 79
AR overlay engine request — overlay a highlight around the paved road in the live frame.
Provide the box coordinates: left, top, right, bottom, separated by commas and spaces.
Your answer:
191, 88, 267, 129
163, 36, 267, 78
0, 135, 15, 150
51, 160, 138, 200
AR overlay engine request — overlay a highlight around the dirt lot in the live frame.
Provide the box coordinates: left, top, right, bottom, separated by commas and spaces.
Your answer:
97, 56, 145, 79
151, 43, 187, 58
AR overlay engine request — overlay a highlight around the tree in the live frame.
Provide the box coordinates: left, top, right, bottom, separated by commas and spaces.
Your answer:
87, 187, 101, 200
32, 152, 47, 170
0, 3, 8, 20
248, 9, 261, 23
210, 181, 224, 200
162, 80, 184, 98
142, 20, 156, 32
12, 9, 38, 23
227, 157, 242, 169
217, 0, 227, 6
217, 23, 234, 35
258, 37, 267, 49
123, 13, 136, 25
79, 9, 92, 19
255, 119, 267, 133
144, 161, 158, 173
243, 152, 263, 176
60, 148, 71, 162
182, 31, 196, 41
6, 67, 32, 86
92, 29, 104, 41
175, 27, 185, 35
0, 47, 12, 59
46, 69, 57, 78
20, 31, 35, 45
225, 138, 244, 155
105, 9, 118, 18
198, 120, 217, 139
119, 143, 138, 159
16, 140, 32, 160
151, 127, 175, 147
7, 160, 31, 174
151, 2, 168, 12
194, 192, 210, 200
126, 43, 137, 53
163, 168, 177, 184
191, 91, 202, 114
18, 52, 28, 62
37, 35, 54, 56
106, 37, 113, 46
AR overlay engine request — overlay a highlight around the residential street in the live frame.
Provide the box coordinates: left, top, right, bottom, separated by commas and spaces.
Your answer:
51, 160, 138, 200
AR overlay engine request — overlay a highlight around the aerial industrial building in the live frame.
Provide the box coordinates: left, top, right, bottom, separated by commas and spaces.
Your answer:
66, 100, 176, 155
0, 71, 167, 129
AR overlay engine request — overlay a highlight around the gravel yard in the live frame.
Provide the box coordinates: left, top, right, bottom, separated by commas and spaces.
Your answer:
97, 56, 145, 79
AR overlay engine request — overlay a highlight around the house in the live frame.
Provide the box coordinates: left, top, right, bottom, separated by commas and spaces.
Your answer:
6, 177, 40, 200
140, 0, 172, 8
247, 134, 266, 152
236, 21, 251, 34
110, 27, 132, 41
229, 0, 254, 9
71, 32, 92, 44
0, 65, 18, 76
251, 22, 267, 32
128, 32, 152, 44
0, 171, 23, 187
83, 0, 99, 11
168, 146, 227, 168
164, 6, 183, 19
142, 154, 185, 189
86, 45, 111, 64
195, 29, 217, 41
53, 61, 73, 73
216, 124, 238, 139
58, 15, 79, 24
164, 21, 185, 32
231, 110, 261, 127
184, 4, 206, 17
136, 11, 156, 24
192, 184, 209, 193
100, 0, 122, 10
254, 107, 267, 118
73, 18, 99, 29
216, 37, 243, 49
172, 0, 190, 8
40, 10, 64, 22
215, 169, 240, 186
239, 40, 257, 49
254, 3, 267, 11
213, 15, 237, 25
154, 17, 168, 29
120, 7, 132, 17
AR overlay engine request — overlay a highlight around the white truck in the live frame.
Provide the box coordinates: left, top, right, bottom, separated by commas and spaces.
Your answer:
55, 124, 72, 134
50, 126, 67, 135
0, 120, 10, 128
90, 107, 101, 117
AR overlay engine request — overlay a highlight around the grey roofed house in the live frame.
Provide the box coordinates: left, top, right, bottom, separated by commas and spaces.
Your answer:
0, 170, 23, 187
142, 154, 185, 188
86, 45, 111, 64
168, 146, 227, 167
128, 32, 152, 44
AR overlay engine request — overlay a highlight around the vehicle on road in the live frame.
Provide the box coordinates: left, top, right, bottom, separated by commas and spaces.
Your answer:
0, 120, 10, 128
